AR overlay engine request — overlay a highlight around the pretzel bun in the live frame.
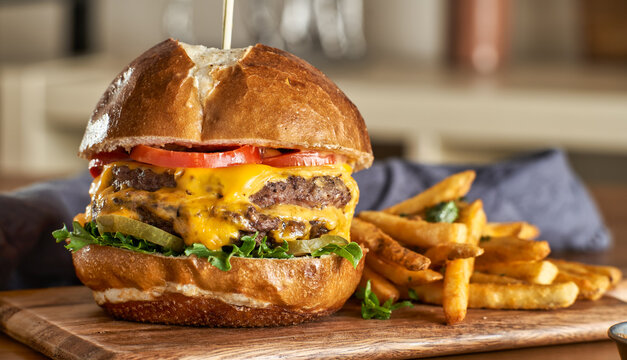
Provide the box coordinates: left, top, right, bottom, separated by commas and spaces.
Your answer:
79, 39, 373, 171
72, 244, 365, 327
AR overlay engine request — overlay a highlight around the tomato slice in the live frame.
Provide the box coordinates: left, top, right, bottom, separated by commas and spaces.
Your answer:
89, 149, 130, 177
262, 150, 343, 167
130, 145, 261, 168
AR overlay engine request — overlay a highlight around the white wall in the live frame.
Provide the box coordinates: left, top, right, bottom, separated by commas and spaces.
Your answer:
0, 1, 69, 62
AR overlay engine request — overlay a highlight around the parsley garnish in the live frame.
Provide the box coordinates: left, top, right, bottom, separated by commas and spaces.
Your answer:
356, 280, 412, 320
425, 201, 459, 223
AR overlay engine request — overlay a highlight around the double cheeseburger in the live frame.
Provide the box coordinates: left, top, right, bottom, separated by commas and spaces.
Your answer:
55, 39, 373, 327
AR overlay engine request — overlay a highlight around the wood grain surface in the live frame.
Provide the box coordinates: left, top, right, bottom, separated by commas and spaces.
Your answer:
1, 285, 626, 360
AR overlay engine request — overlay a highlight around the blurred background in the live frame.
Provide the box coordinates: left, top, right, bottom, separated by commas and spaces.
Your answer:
1, 0, 627, 190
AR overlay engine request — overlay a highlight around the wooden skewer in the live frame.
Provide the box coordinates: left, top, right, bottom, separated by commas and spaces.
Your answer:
222, 0, 235, 49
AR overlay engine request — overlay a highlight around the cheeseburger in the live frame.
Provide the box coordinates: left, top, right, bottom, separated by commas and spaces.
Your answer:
54, 39, 373, 327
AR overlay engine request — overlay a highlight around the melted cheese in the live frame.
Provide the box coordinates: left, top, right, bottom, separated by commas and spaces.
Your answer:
86, 162, 359, 250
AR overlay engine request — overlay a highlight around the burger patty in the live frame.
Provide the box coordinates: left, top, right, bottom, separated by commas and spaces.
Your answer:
110, 166, 350, 211
100, 166, 342, 242
249, 175, 351, 209
111, 166, 176, 192
94, 197, 330, 243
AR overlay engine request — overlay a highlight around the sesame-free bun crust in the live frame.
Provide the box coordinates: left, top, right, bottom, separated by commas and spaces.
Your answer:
72, 244, 365, 327
79, 39, 373, 171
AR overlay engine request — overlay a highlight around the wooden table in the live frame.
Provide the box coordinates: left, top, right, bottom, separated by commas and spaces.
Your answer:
1, 185, 626, 359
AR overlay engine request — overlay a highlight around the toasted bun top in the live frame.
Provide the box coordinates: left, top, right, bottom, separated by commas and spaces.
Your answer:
79, 39, 373, 171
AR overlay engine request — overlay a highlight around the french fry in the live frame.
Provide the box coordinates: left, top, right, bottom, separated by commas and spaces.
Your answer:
423, 243, 484, 267
468, 282, 579, 309
476, 236, 551, 266
470, 271, 524, 284
581, 264, 622, 287
475, 260, 558, 285
366, 253, 442, 286
351, 218, 430, 271
550, 259, 622, 288
360, 266, 400, 303
554, 271, 609, 301
406, 281, 443, 305
457, 200, 487, 247
358, 211, 467, 248
383, 170, 476, 215
411, 281, 579, 310
442, 259, 473, 324
442, 200, 486, 325
550, 260, 612, 300
483, 222, 540, 240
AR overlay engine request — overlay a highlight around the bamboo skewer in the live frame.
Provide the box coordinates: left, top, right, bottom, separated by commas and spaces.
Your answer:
222, 0, 235, 49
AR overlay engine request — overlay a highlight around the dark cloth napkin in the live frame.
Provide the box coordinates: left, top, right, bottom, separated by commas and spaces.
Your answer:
0, 149, 610, 290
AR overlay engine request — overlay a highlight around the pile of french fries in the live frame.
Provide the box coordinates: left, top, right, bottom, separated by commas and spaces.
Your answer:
352, 170, 623, 324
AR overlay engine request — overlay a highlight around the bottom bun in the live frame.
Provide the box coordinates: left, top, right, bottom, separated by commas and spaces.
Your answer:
72, 244, 365, 327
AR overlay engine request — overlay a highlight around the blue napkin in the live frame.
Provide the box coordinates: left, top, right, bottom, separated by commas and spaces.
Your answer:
0, 149, 610, 290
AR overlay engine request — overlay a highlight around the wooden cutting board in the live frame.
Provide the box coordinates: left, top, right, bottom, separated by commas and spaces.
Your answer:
1, 285, 626, 360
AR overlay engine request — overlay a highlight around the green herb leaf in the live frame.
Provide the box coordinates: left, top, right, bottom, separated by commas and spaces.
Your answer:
184, 243, 234, 271
252, 236, 293, 259
184, 234, 294, 271
425, 201, 459, 223
312, 242, 363, 269
480, 235, 491, 242
356, 280, 412, 320
408, 288, 420, 301
231, 234, 257, 257
391, 300, 413, 311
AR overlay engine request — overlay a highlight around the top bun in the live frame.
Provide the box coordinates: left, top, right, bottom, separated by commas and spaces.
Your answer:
79, 39, 373, 171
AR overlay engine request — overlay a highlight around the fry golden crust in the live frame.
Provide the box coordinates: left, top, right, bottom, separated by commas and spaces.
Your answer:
73, 244, 365, 327
383, 170, 475, 215
476, 237, 551, 266
351, 217, 430, 271
411, 281, 579, 310
358, 211, 467, 248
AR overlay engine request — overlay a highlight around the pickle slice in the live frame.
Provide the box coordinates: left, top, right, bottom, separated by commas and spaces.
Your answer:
287, 235, 348, 256
96, 214, 184, 253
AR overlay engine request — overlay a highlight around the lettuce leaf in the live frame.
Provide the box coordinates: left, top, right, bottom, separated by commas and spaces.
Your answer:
53, 222, 362, 272
184, 243, 235, 271
312, 242, 363, 269
53, 221, 176, 256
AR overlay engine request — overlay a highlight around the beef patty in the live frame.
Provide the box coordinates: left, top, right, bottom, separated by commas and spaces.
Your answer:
249, 175, 351, 209
100, 166, 339, 242
111, 166, 176, 192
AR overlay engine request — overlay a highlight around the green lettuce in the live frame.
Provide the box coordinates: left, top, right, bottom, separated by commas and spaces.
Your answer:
53, 221, 177, 256
53, 222, 362, 272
